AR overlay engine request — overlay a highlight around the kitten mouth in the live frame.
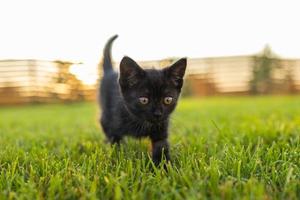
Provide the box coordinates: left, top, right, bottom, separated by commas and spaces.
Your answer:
148, 117, 165, 123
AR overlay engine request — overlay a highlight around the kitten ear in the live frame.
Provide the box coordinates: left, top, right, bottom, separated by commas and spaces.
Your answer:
165, 58, 187, 88
119, 56, 144, 87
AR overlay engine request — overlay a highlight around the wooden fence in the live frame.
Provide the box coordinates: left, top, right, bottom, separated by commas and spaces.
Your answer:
1, 55, 300, 104
185, 56, 300, 95
0, 60, 95, 104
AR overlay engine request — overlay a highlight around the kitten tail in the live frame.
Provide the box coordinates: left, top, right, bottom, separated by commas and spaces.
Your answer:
102, 34, 118, 74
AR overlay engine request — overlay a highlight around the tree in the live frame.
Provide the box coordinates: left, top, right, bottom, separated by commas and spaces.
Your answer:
249, 45, 281, 94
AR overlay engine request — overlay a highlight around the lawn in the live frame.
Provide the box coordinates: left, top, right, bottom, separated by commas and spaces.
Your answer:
0, 96, 300, 199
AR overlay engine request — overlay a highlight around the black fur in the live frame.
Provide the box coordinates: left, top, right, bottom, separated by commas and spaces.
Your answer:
99, 35, 187, 165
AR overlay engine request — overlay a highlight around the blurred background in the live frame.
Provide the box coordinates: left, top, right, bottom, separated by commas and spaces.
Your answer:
0, 0, 300, 105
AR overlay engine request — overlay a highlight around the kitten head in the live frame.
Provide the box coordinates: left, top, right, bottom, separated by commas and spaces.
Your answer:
119, 56, 187, 123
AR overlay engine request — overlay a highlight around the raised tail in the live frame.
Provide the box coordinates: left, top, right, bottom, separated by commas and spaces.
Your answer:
102, 34, 118, 74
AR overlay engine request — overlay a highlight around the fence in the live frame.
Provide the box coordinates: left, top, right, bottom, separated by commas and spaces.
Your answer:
185, 55, 300, 95
1, 54, 300, 104
0, 60, 95, 104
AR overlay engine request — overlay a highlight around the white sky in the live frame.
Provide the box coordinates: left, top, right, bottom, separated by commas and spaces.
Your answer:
0, 0, 300, 65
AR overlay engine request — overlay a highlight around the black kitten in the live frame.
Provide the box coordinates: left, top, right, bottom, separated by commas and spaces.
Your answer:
99, 35, 187, 165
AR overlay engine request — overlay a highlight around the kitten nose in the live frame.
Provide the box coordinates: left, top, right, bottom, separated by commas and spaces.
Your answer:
153, 110, 162, 118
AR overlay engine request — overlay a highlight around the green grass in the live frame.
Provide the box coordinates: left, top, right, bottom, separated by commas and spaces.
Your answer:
0, 96, 300, 199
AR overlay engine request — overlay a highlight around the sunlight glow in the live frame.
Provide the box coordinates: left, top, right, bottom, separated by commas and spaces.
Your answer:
70, 63, 98, 85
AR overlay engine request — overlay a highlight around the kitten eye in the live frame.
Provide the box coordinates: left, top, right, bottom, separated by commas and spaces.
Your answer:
139, 97, 149, 105
164, 97, 173, 105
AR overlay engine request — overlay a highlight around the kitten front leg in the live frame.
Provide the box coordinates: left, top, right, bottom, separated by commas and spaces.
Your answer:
107, 135, 122, 145
151, 138, 170, 165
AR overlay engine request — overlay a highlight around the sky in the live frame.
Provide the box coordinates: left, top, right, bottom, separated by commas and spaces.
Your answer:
1, 0, 300, 61
0, 0, 300, 83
